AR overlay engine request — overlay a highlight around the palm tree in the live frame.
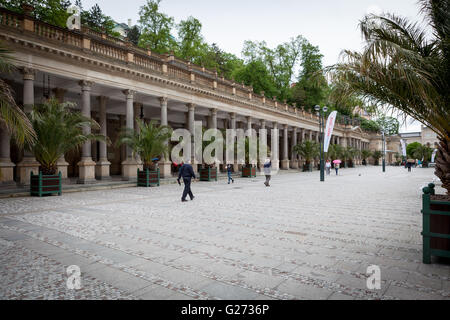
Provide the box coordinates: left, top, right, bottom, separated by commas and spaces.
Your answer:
117, 119, 172, 170
293, 140, 319, 172
372, 151, 383, 166
0, 43, 35, 146
413, 144, 433, 166
361, 149, 372, 165
328, 0, 449, 193
28, 99, 107, 175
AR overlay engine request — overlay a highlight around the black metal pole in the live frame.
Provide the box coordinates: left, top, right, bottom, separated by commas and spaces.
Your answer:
382, 134, 386, 173
320, 112, 325, 182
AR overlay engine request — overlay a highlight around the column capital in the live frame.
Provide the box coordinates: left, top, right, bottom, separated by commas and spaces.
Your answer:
122, 89, 135, 99
230, 112, 236, 119
260, 119, 266, 125
283, 124, 289, 129
159, 96, 168, 105
79, 80, 93, 91
246, 116, 252, 122
186, 103, 195, 111
20, 67, 36, 80
210, 108, 218, 115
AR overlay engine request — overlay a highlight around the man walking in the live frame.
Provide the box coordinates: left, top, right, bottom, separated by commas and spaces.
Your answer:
226, 164, 234, 184
263, 158, 272, 187
178, 161, 196, 202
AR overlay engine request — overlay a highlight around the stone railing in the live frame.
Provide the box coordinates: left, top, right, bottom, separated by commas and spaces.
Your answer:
0, 7, 360, 132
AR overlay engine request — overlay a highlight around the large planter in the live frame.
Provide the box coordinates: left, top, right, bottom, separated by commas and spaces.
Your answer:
302, 163, 313, 172
421, 183, 450, 264
30, 171, 62, 197
137, 168, 160, 187
199, 167, 217, 182
242, 165, 256, 178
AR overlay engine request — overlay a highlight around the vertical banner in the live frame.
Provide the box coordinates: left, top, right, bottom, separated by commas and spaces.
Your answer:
431, 149, 438, 163
400, 139, 407, 157
323, 111, 338, 153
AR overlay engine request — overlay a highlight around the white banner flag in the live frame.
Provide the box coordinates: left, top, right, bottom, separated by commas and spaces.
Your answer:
431, 149, 438, 163
400, 139, 407, 157
324, 111, 338, 153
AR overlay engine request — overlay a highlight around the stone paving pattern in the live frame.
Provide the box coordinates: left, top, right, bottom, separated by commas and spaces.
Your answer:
0, 166, 449, 300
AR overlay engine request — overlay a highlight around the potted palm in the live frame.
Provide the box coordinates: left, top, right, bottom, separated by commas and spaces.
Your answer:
372, 151, 382, 166
117, 119, 172, 187
361, 149, 372, 166
413, 144, 433, 168
346, 147, 358, 168
293, 140, 319, 172
199, 128, 222, 182
326, 144, 343, 168
27, 99, 106, 197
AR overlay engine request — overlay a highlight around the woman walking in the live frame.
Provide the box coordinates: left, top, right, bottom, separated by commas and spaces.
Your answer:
326, 160, 331, 176
335, 162, 340, 176
226, 164, 234, 184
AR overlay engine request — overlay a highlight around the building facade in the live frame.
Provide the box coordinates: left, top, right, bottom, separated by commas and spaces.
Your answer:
0, 8, 380, 185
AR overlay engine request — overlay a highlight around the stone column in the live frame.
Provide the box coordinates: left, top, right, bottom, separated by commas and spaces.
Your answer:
290, 127, 299, 169
272, 122, 280, 170
0, 124, 15, 185
230, 113, 239, 172
95, 96, 111, 180
159, 97, 171, 178
121, 90, 139, 180
17, 67, 39, 185
77, 81, 96, 184
187, 103, 198, 174
281, 124, 289, 170
309, 130, 313, 141
246, 116, 252, 136
211, 108, 218, 129
258, 119, 267, 171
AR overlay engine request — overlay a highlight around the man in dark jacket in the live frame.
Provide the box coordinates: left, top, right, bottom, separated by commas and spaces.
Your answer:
178, 161, 196, 202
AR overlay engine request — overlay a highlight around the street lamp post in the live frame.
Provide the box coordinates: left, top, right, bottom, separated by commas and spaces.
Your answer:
381, 130, 386, 172
315, 105, 328, 182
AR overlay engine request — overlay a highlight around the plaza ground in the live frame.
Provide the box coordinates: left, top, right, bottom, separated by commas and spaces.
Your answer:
0, 166, 449, 300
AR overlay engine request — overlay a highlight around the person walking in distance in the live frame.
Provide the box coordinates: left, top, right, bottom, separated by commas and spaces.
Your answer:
178, 161, 196, 202
226, 163, 234, 184
326, 160, 332, 176
263, 158, 272, 187
335, 162, 340, 176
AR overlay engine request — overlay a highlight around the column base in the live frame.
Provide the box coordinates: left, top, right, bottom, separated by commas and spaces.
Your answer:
272, 160, 280, 171
17, 157, 40, 185
77, 159, 97, 184
290, 160, 299, 169
57, 157, 69, 179
281, 159, 290, 170
159, 161, 172, 178
0, 160, 15, 185
121, 159, 139, 181
95, 160, 111, 180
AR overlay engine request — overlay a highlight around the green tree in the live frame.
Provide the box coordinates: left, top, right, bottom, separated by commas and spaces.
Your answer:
372, 150, 383, 166
117, 119, 172, 170
232, 60, 277, 97
176, 16, 204, 62
328, 0, 450, 193
361, 149, 373, 164
28, 99, 106, 175
376, 116, 399, 135
413, 144, 433, 164
406, 142, 421, 158
81, 3, 120, 37
292, 40, 328, 109
197, 43, 243, 79
138, 0, 176, 54
0, 0, 71, 27
127, 25, 141, 46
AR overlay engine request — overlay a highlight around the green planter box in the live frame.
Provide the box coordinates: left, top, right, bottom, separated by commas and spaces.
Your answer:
242, 165, 256, 178
30, 171, 62, 197
421, 183, 450, 264
199, 167, 218, 181
137, 168, 160, 187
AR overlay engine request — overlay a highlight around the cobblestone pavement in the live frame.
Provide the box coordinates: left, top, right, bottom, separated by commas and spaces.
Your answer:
0, 166, 449, 300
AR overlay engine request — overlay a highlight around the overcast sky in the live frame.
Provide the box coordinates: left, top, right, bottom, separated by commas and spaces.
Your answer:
79, 0, 424, 132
